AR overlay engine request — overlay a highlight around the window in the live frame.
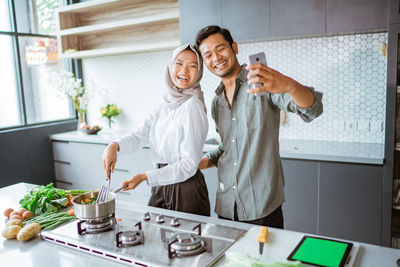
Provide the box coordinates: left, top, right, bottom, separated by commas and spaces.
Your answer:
0, 0, 75, 130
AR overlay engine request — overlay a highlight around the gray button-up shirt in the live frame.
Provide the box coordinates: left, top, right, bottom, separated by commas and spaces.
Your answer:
207, 65, 323, 221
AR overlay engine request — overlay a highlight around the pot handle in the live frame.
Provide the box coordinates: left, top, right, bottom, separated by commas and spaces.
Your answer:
112, 184, 128, 194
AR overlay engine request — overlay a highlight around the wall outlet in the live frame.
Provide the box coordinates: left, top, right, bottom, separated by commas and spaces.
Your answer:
345, 120, 357, 131
357, 120, 369, 132
370, 120, 382, 133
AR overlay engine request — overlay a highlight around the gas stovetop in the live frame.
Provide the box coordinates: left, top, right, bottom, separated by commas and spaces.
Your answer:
40, 207, 246, 267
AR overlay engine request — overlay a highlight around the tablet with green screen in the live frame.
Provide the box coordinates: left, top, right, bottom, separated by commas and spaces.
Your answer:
287, 236, 353, 267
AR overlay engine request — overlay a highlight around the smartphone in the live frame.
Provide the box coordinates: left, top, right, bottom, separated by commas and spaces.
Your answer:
248, 52, 268, 96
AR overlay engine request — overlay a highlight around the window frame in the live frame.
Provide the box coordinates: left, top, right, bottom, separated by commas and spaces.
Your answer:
0, 0, 82, 132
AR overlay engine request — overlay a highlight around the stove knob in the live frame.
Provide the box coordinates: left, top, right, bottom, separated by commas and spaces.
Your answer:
170, 217, 180, 227
142, 212, 151, 221
156, 215, 165, 223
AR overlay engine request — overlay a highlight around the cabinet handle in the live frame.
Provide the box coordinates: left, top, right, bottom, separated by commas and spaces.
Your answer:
114, 168, 129, 173
54, 160, 71, 165
53, 140, 70, 144
55, 180, 73, 185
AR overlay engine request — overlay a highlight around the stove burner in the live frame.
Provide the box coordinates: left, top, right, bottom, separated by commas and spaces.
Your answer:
77, 216, 115, 235
166, 223, 207, 258
115, 221, 144, 248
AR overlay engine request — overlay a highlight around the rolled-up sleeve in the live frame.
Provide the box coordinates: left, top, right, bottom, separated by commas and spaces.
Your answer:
271, 87, 323, 122
206, 143, 224, 167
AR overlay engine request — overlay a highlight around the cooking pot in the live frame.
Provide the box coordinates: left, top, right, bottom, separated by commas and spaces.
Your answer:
72, 185, 126, 220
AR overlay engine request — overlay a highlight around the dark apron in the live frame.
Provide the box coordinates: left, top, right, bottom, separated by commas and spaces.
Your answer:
148, 168, 210, 217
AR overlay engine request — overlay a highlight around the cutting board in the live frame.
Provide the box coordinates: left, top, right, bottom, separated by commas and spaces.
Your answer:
224, 226, 359, 266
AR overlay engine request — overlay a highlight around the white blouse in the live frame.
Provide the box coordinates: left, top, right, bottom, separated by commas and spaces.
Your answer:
115, 96, 208, 187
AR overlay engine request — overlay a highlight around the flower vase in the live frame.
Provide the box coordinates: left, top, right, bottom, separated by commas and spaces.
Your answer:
108, 118, 114, 129
77, 112, 87, 131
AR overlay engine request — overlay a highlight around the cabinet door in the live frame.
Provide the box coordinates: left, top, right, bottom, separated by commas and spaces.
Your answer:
270, 0, 325, 38
281, 159, 318, 234
390, 0, 400, 24
326, 0, 388, 33
179, 0, 222, 44
222, 0, 270, 42
319, 162, 383, 245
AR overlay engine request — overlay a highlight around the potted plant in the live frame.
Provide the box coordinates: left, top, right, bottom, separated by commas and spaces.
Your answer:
101, 104, 121, 128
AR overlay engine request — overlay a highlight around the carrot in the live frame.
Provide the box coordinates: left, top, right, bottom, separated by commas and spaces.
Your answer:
85, 198, 90, 203
117, 218, 122, 221
80, 200, 84, 204
68, 195, 73, 206
67, 208, 74, 216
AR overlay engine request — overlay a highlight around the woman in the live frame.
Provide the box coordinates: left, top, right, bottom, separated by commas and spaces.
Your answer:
102, 44, 210, 216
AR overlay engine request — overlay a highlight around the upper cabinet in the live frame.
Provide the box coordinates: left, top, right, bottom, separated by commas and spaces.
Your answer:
179, 0, 222, 44
390, 0, 400, 24
270, 0, 325, 38
326, 0, 388, 33
222, 0, 270, 42
57, 0, 180, 59
179, 0, 388, 44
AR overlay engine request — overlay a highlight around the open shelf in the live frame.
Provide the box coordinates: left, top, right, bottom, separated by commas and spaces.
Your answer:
56, 0, 179, 58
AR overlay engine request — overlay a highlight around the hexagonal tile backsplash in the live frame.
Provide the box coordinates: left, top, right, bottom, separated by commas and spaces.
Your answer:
83, 32, 387, 144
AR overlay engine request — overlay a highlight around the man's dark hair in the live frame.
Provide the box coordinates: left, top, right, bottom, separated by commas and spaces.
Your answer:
195, 25, 234, 49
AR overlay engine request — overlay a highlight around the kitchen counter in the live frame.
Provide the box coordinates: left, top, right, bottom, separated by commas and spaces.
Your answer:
51, 131, 384, 165
1, 183, 399, 267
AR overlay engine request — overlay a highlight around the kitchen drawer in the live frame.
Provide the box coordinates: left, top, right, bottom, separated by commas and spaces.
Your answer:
116, 149, 154, 173
54, 161, 104, 186
53, 141, 106, 166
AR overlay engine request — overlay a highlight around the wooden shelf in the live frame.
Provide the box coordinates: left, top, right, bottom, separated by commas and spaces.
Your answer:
60, 40, 180, 59
56, 0, 179, 58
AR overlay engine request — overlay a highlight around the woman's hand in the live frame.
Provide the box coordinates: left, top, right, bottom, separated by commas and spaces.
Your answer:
102, 142, 119, 179
121, 174, 148, 191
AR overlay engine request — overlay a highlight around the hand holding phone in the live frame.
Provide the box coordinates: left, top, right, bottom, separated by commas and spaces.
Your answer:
248, 52, 268, 96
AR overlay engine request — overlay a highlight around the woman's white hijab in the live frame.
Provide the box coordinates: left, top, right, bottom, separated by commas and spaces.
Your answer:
163, 44, 205, 111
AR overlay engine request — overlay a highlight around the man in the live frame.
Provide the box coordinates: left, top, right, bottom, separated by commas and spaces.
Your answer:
195, 25, 323, 228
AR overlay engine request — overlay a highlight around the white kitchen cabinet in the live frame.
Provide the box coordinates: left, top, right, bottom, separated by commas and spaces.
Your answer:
57, 0, 179, 59
52, 140, 152, 205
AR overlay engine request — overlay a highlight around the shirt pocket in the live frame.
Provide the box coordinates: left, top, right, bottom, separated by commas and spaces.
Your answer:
245, 97, 261, 131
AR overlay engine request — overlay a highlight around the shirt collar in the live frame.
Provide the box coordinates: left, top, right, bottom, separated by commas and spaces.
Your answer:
215, 64, 248, 95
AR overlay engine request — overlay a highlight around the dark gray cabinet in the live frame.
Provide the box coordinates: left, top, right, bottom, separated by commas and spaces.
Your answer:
390, 0, 400, 24
281, 158, 384, 245
270, 0, 325, 37
326, 0, 388, 33
179, 0, 388, 44
282, 159, 318, 234
179, 0, 222, 44
222, 0, 270, 41
319, 162, 383, 244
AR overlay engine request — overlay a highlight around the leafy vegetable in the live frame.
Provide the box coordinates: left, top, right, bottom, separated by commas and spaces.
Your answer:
19, 183, 81, 216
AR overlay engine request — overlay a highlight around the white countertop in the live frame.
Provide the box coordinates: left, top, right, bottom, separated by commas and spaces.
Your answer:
1, 183, 399, 267
51, 131, 384, 165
